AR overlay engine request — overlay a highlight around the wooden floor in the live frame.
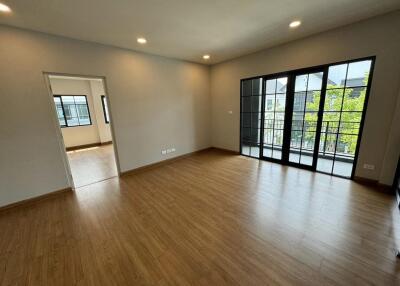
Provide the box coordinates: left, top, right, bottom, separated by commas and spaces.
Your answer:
1, 149, 400, 285
67, 144, 118, 188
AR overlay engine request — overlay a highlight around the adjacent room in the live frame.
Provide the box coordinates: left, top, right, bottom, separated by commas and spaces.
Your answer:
47, 75, 118, 187
1, 1, 400, 285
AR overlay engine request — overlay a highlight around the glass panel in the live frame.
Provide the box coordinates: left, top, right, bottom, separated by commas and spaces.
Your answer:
340, 120, 360, 135
276, 77, 288, 93
265, 97, 275, 111
53, 97, 66, 126
307, 72, 323, 90
341, 111, 362, 125
242, 97, 251, 112
241, 142, 250, 156
252, 79, 262, 95
342, 87, 366, 111
263, 145, 272, 157
317, 154, 334, 173
262, 76, 288, 160
289, 149, 300, 163
266, 79, 276, 94
264, 116, 274, 129
273, 130, 284, 146
291, 118, 303, 131
242, 80, 252, 96
327, 63, 348, 89
333, 160, 354, 177
61, 96, 79, 126
300, 152, 313, 166
304, 113, 318, 132
102, 96, 110, 123
324, 89, 344, 111
302, 132, 316, 151
241, 127, 251, 142
251, 113, 262, 129
251, 96, 262, 113
293, 92, 306, 111
274, 112, 285, 129
291, 71, 324, 167
250, 129, 260, 143
290, 130, 303, 148
250, 145, 260, 157
317, 133, 336, 173
264, 129, 273, 144
306, 91, 320, 112
346, 60, 371, 87
75, 96, 90, 125
275, 94, 286, 112
242, 113, 251, 127
272, 148, 282, 160
332, 134, 357, 177
295, 74, 308, 92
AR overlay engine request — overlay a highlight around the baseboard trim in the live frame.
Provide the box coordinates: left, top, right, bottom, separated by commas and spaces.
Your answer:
353, 176, 393, 194
0, 187, 73, 212
66, 141, 112, 151
120, 147, 212, 177
211, 147, 240, 155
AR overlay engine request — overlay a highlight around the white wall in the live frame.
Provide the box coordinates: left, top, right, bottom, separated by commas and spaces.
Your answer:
0, 25, 211, 207
49, 77, 101, 148
89, 80, 112, 143
210, 11, 400, 185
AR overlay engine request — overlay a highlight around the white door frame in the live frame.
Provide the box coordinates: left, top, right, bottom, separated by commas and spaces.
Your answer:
43, 72, 122, 189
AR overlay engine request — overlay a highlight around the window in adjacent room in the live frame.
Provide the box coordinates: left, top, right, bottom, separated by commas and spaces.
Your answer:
53, 95, 92, 127
101, 95, 110, 123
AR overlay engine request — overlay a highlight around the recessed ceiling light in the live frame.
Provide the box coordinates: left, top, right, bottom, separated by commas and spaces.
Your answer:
203, 54, 210, 60
289, 20, 301, 28
0, 3, 11, 13
137, 37, 147, 44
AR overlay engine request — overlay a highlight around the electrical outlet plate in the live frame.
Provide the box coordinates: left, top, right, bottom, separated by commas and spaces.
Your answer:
161, 150, 167, 155
363, 163, 375, 170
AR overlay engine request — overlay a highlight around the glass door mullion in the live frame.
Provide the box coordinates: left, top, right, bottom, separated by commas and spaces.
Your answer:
282, 74, 295, 162
312, 67, 329, 169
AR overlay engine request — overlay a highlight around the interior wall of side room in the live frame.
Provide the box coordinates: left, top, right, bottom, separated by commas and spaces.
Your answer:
0, 25, 211, 207
210, 10, 400, 185
49, 77, 113, 148
89, 80, 112, 144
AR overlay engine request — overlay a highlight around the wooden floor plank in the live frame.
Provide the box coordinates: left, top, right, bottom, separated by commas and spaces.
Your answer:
0, 148, 399, 285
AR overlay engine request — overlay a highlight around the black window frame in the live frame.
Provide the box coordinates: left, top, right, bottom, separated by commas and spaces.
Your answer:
240, 56, 376, 180
53, 95, 92, 128
101, 95, 110, 124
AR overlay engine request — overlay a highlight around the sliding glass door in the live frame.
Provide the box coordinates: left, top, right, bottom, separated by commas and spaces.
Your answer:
240, 57, 374, 179
262, 77, 288, 161
288, 71, 324, 168
240, 77, 263, 158
316, 60, 373, 177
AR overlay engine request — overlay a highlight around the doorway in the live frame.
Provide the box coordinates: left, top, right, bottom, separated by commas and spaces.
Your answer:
241, 57, 375, 179
45, 74, 119, 188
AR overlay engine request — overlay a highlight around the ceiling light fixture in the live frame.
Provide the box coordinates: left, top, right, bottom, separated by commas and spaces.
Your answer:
289, 20, 301, 28
137, 37, 147, 44
203, 54, 210, 60
0, 3, 11, 12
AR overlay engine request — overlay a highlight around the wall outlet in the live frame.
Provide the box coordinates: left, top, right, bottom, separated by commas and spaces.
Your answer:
363, 163, 375, 170
171, 148, 176, 152
228, 110, 233, 114
161, 150, 167, 155
167, 149, 172, 153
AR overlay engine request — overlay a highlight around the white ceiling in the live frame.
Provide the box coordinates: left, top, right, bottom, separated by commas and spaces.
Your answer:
0, 0, 399, 64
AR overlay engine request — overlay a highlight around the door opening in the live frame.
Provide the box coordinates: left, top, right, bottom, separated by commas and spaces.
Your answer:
45, 73, 120, 188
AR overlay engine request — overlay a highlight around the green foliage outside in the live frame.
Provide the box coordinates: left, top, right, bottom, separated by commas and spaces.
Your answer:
304, 78, 367, 155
